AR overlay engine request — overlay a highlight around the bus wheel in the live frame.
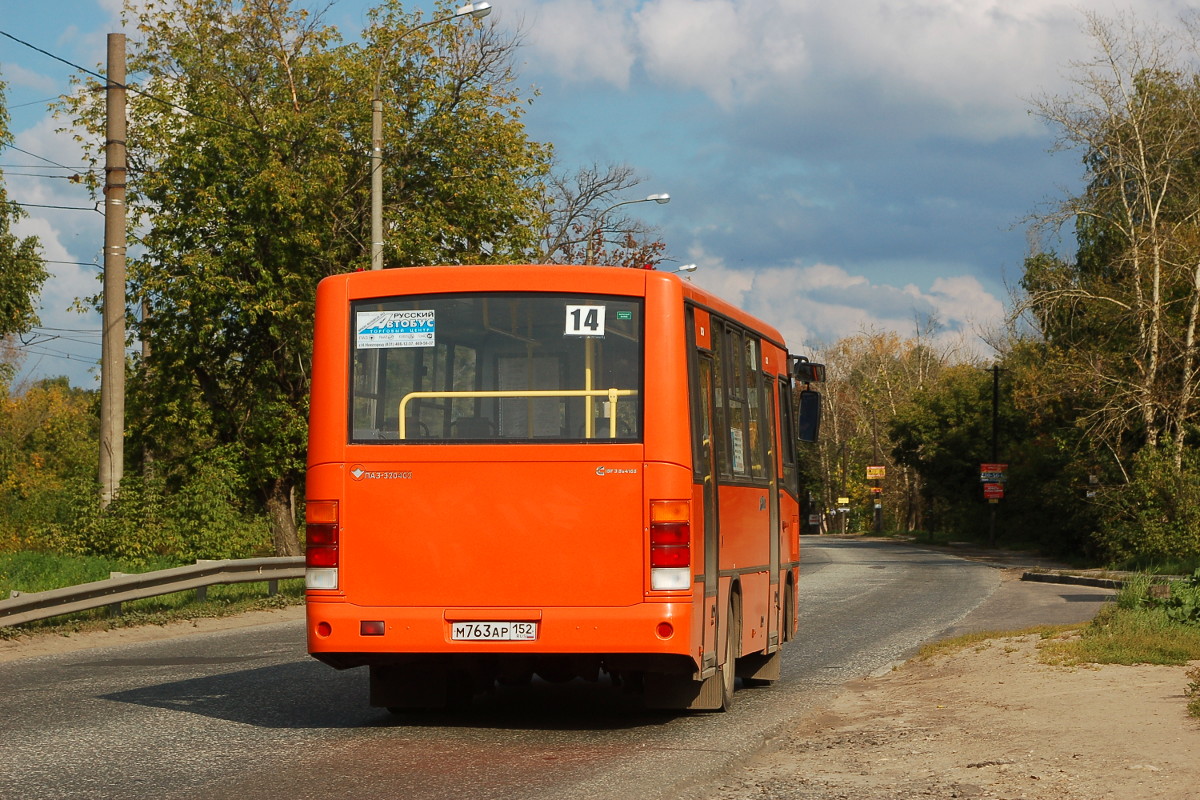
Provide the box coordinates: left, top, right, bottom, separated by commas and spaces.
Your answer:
719, 595, 740, 710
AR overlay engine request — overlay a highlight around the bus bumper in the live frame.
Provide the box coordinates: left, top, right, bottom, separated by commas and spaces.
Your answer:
306, 596, 698, 672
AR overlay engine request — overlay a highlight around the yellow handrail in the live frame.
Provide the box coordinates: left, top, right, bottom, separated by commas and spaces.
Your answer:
399, 388, 637, 439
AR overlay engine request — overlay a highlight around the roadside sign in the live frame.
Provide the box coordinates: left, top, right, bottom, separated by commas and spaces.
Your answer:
980, 463, 1008, 483
869, 486, 883, 494
837, 497, 850, 506
983, 482, 1004, 500
866, 465, 886, 480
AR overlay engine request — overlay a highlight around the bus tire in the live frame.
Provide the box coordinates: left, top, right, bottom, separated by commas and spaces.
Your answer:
719, 594, 740, 710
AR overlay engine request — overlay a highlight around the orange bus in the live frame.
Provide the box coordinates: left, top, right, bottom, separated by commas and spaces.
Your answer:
305, 264, 822, 711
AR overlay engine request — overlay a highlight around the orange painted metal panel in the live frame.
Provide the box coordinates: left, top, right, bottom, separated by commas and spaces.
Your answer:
306, 265, 804, 672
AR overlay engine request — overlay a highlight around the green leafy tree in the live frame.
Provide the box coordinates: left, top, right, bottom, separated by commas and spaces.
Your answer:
0, 72, 48, 378
60, 0, 549, 554
889, 364, 1019, 537
1024, 11, 1200, 471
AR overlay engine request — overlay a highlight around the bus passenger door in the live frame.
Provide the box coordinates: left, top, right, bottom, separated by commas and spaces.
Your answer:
697, 355, 720, 673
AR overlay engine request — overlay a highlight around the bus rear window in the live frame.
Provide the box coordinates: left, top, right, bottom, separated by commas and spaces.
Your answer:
350, 293, 643, 443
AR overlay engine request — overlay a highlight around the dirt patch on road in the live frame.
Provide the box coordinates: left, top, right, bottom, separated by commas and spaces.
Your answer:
709, 634, 1200, 800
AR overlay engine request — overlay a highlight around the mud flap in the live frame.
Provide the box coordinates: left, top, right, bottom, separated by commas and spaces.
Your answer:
735, 650, 781, 683
643, 669, 725, 711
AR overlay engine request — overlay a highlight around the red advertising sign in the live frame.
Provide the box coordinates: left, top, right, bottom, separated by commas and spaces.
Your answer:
983, 482, 1004, 499
980, 463, 1008, 483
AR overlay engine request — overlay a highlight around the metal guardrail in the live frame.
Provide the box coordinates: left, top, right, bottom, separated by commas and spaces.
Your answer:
0, 556, 305, 627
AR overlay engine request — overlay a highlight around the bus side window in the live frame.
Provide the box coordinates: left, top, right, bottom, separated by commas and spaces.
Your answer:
711, 319, 731, 477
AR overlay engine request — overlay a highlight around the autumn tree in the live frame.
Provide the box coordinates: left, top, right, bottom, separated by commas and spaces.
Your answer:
61, 0, 549, 555
805, 323, 965, 534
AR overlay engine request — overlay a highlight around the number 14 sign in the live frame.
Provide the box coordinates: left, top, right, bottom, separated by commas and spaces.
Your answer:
565, 305, 606, 336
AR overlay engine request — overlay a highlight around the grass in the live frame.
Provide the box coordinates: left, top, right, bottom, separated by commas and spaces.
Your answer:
0, 549, 304, 641
1039, 604, 1200, 667
0, 550, 183, 595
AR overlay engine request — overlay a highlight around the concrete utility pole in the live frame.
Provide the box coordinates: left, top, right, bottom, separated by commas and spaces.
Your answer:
99, 33, 127, 508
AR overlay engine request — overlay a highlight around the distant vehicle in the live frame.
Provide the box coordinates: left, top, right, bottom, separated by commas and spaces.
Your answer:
304, 264, 823, 711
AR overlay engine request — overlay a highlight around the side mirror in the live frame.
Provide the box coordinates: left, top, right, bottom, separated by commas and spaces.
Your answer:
797, 389, 822, 443
791, 357, 826, 384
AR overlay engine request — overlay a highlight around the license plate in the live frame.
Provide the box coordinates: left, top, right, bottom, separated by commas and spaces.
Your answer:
451, 621, 537, 641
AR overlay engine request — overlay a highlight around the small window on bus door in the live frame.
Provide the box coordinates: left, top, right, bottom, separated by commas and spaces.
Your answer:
350, 293, 643, 443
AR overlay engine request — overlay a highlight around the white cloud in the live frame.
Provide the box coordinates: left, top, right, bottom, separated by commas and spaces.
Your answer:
1, 62, 57, 93
686, 258, 1003, 359
633, 0, 808, 108
516, 0, 1183, 138
508, 0, 639, 89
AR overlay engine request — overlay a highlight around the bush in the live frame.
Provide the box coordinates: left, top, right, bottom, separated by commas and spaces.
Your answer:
6, 449, 272, 567
1095, 447, 1200, 565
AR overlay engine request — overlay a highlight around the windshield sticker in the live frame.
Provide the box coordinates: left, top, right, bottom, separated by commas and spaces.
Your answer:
356, 310, 435, 349
565, 305, 606, 337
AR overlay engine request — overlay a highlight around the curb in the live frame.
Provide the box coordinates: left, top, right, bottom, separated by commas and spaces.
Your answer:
1020, 572, 1123, 590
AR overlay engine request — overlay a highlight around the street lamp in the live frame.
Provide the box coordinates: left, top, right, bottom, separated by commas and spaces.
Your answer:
370, 2, 493, 270
673, 263, 697, 273
584, 193, 670, 264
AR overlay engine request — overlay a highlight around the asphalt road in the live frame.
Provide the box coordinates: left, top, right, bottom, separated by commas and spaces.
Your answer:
0, 538, 1113, 800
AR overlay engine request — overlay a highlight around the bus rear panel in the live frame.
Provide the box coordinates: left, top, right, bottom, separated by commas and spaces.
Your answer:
305, 265, 808, 711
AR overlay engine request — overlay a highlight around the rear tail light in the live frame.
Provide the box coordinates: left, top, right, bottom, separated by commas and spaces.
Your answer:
305, 499, 339, 590
650, 499, 691, 591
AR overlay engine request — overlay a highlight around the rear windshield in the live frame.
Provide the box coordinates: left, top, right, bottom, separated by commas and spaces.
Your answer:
350, 293, 643, 443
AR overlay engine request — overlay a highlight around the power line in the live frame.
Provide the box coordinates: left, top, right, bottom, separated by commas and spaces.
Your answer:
0, 142, 83, 171
43, 259, 101, 267
11, 201, 99, 212
8, 96, 60, 110
0, 164, 97, 171
3, 171, 89, 180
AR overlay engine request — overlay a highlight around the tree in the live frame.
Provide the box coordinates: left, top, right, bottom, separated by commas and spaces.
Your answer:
1024, 10, 1200, 472
889, 365, 1010, 536
60, 0, 549, 554
803, 323, 966, 534
0, 72, 48, 379
533, 162, 669, 267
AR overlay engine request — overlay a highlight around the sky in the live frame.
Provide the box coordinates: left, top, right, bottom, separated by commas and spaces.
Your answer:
0, 0, 1188, 389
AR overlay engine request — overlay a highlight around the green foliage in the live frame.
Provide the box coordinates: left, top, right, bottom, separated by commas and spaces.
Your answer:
56, 0, 551, 555
1042, 602, 1200, 666
69, 450, 272, 566
889, 364, 1007, 536
0, 377, 270, 564
0, 550, 180, 594
1095, 447, 1200, 564
1114, 570, 1200, 625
